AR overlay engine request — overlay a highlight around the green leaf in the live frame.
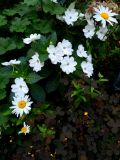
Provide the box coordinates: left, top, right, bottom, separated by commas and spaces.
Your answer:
0, 76, 9, 89
46, 76, 59, 93
39, 19, 53, 34
0, 104, 11, 116
24, 0, 40, 6
30, 84, 46, 101
0, 67, 13, 78
48, 32, 57, 45
3, 4, 33, 17
0, 15, 7, 27
42, 0, 65, 15
0, 89, 6, 100
0, 37, 16, 55
10, 17, 31, 32
0, 113, 8, 126
39, 53, 48, 62
26, 73, 44, 84
14, 37, 25, 49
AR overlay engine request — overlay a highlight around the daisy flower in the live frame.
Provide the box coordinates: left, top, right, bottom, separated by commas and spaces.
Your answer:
23, 33, 41, 44
18, 122, 30, 135
29, 52, 44, 72
11, 77, 29, 96
10, 95, 33, 117
93, 5, 118, 28
1, 59, 21, 66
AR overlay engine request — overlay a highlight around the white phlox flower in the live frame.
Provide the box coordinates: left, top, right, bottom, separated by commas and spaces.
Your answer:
10, 95, 33, 117
51, 0, 58, 3
29, 52, 44, 72
60, 56, 77, 74
81, 61, 94, 77
1, 59, 21, 66
57, 39, 73, 56
86, 54, 92, 63
56, 15, 64, 21
79, 13, 84, 19
47, 44, 64, 64
63, 8, 79, 25
23, 33, 41, 44
18, 122, 30, 135
96, 26, 108, 41
11, 77, 29, 96
85, 13, 94, 25
93, 5, 118, 28
83, 24, 95, 39
77, 44, 88, 58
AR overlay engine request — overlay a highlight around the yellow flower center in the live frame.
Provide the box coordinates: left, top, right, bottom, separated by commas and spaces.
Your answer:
84, 112, 88, 116
100, 12, 109, 20
18, 100, 26, 109
21, 127, 27, 133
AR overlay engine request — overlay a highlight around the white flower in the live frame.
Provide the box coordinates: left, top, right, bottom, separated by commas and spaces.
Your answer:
57, 39, 73, 56
60, 56, 77, 74
93, 5, 118, 28
47, 44, 64, 64
77, 44, 88, 58
81, 61, 94, 77
85, 13, 94, 25
18, 122, 30, 135
10, 95, 33, 117
51, 0, 58, 3
23, 33, 41, 44
29, 52, 44, 72
86, 54, 92, 63
96, 26, 108, 41
63, 8, 79, 25
11, 78, 29, 96
83, 24, 95, 39
1, 59, 21, 66
56, 15, 64, 21
79, 13, 84, 19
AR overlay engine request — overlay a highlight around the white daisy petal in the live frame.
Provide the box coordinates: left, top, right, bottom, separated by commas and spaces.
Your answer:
94, 5, 118, 27
10, 95, 33, 117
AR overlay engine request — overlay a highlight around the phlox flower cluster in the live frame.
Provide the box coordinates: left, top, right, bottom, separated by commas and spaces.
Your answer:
29, 52, 44, 72
57, 2, 118, 41
77, 44, 94, 77
47, 40, 94, 77
47, 39, 77, 74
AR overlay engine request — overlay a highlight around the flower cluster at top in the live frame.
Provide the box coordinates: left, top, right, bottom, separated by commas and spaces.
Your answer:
57, 2, 118, 41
